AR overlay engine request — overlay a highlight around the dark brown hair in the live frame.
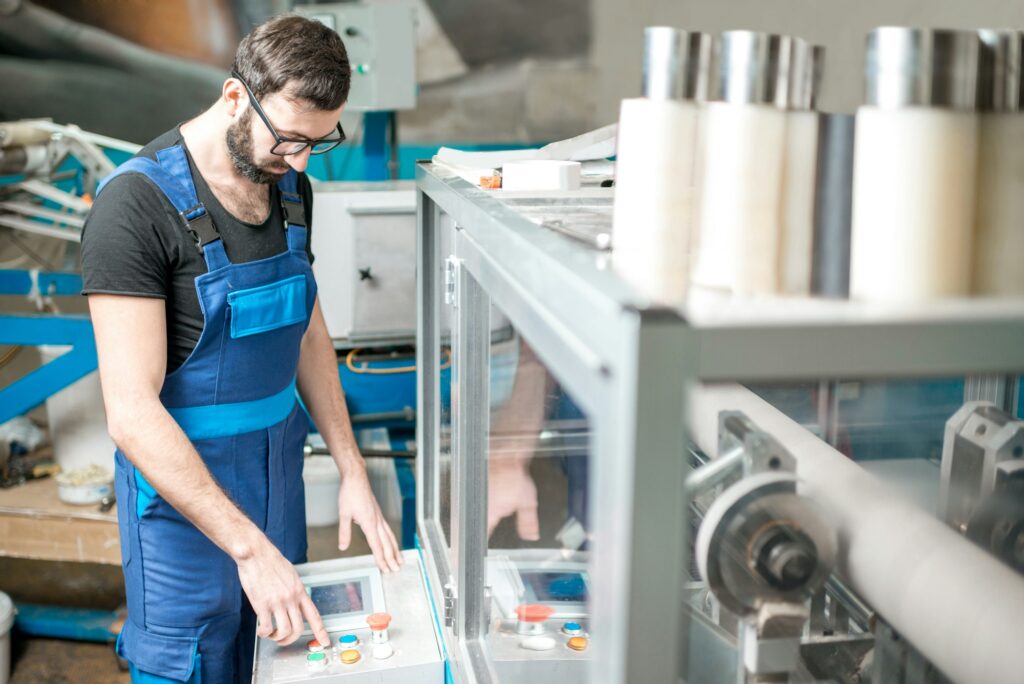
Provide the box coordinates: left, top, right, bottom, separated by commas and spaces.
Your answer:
232, 15, 350, 110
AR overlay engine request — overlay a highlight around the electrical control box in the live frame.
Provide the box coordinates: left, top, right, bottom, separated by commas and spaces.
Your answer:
252, 551, 444, 683
296, 2, 417, 111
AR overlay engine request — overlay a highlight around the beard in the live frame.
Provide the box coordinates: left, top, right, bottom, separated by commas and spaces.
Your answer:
226, 108, 288, 185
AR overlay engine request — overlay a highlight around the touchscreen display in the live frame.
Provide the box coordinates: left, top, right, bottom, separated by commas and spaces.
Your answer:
522, 572, 587, 603
310, 580, 365, 616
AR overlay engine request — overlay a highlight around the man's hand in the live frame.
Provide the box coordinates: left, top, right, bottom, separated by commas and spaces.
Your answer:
337, 462, 402, 573
487, 458, 540, 541
237, 536, 330, 648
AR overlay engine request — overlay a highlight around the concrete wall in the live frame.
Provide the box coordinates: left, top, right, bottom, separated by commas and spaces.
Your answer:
591, 0, 1024, 125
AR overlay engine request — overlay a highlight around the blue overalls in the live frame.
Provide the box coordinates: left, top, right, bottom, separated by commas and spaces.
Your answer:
96, 144, 317, 682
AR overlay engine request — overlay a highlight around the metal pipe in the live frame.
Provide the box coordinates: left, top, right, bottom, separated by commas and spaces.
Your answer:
687, 383, 1024, 684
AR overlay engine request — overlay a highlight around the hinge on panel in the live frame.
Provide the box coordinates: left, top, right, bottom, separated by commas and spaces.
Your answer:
443, 581, 457, 630
444, 256, 460, 308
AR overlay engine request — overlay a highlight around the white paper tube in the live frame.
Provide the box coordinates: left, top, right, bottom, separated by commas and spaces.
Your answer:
612, 97, 699, 304
778, 111, 820, 295
850, 107, 978, 302
974, 113, 1024, 296
687, 383, 1024, 684
691, 102, 787, 295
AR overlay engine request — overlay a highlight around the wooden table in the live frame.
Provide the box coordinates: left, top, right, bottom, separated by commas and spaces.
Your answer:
0, 476, 120, 565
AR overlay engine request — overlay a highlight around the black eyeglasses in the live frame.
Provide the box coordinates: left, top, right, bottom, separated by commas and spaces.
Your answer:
231, 71, 345, 156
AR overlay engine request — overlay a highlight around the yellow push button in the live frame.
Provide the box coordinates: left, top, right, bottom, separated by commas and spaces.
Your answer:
567, 636, 588, 652
341, 648, 361, 665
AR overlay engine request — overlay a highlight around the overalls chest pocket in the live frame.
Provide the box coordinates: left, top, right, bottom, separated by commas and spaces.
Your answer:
226, 274, 308, 338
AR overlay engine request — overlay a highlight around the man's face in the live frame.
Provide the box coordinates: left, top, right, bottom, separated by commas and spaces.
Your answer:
226, 88, 344, 185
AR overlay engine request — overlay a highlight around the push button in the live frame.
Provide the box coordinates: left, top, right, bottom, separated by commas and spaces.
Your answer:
341, 648, 361, 665
567, 636, 588, 652
368, 612, 392, 644
562, 622, 583, 637
338, 634, 359, 649
306, 638, 325, 653
515, 604, 555, 636
306, 651, 328, 672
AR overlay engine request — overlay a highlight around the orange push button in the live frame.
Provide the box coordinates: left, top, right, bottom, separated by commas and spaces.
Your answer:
515, 604, 555, 623
367, 612, 392, 630
341, 649, 361, 665
567, 636, 588, 652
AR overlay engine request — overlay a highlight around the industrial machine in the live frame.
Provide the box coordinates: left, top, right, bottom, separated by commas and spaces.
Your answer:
414, 158, 1024, 684
252, 551, 444, 683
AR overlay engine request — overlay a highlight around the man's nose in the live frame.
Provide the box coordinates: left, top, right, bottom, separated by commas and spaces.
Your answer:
287, 147, 312, 173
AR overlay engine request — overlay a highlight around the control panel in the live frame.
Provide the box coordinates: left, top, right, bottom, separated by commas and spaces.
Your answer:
296, 2, 417, 111
253, 550, 443, 683
486, 551, 591, 682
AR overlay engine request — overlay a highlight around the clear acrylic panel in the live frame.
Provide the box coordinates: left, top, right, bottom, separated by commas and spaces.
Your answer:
484, 307, 592, 681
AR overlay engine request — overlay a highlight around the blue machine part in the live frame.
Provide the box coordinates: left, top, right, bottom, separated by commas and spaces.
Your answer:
337, 354, 452, 430
14, 603, 120, 643
0, 314, 98, 425
0, 269, 83, 297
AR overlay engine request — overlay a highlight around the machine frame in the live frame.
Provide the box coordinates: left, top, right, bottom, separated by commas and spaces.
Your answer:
414, 160, 1024, 683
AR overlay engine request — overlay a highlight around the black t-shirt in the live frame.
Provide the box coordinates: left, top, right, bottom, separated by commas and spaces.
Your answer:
81, 127, 315, 374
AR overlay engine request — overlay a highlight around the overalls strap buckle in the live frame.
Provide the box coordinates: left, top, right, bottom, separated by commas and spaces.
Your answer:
180, 205, 220, 255
280, 191, 306, 228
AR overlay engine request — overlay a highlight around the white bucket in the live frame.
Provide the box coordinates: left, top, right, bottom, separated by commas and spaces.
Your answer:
0, 591, 14, 684
303, 456, 340, 527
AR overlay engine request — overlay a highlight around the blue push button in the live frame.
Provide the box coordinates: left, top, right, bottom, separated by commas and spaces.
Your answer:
562, 622, 583, 636
339, 634, 359, 648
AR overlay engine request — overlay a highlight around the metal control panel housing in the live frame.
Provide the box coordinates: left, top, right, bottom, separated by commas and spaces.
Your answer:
252, 550, 444, 683
296, 2, 417, 111
309, 182, 418, 345
486, 550, 591, 684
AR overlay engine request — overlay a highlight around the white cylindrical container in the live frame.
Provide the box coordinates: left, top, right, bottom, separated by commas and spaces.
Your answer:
691, 31, 795, 296
779, 110, 820, 295
41, 346, 116, 473
612, 27, 710, 305
0, 591, 13, 684
850, 28, 981, 302
974, 30, 1024, 296
613, 97, 701, 304
302, 456, 340, 527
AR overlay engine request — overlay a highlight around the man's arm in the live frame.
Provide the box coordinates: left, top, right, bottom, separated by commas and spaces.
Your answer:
487, 339, 551, 540
89, 294, 330, 647
296, 299, 402, 572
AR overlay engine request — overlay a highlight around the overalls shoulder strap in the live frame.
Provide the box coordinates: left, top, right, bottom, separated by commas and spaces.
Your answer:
97, 144, 228, 268
276, 170, 308, 254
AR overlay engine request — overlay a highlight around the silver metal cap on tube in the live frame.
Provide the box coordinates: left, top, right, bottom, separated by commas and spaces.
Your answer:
786, 38, 811, 110
643, 26, 687, 100
978, 30, 1023, 112
716, 31, 771, 104
716, 31, 798, 107
684, 31, 713, 101
809, 45, 826, 109
864, 27, 981, 110
643, 26, 711, 101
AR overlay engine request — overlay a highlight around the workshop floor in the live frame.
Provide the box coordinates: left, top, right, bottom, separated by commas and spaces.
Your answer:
6, 522, 372, 683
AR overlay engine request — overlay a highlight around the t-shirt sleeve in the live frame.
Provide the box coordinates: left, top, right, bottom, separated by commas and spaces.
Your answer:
80, 174, 175, 299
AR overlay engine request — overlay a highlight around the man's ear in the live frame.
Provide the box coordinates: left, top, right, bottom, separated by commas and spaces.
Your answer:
223, 77, 249, 118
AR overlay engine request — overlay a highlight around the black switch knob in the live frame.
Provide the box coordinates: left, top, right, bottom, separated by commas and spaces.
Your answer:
345, 27, 359, 37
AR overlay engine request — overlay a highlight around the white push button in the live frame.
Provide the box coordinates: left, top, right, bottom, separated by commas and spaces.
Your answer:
373, 643, 395, 660
521, 636, 557, 651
